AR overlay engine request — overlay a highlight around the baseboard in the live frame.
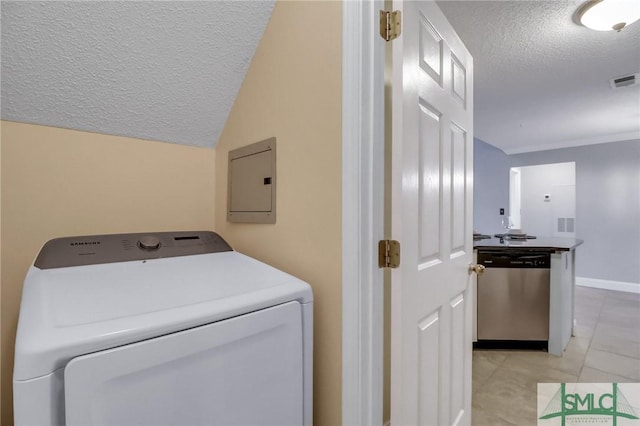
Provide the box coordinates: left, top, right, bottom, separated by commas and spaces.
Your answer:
384, 421, 391, 426
576, 277, 640, 294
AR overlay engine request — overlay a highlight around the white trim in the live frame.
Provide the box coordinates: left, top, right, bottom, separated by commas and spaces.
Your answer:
502, 131, 640, 155
342, 1, 385, 426
577, 277, 640, 294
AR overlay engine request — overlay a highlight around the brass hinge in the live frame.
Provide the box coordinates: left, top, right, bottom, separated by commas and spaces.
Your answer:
378, 240, 401, 269
379, 10, 401, 42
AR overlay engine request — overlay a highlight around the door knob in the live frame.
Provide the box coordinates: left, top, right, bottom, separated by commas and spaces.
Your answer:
468, 264, 485, 275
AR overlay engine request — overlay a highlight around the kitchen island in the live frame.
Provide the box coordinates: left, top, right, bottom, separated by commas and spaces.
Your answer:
474, 237, 583, 252
473, 237, 583, 356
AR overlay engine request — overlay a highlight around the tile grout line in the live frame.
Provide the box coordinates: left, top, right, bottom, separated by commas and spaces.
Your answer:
580, 364, 637, 383
576, 292, 607, 381
472, 352, 507, 396
480, 351, 512, 394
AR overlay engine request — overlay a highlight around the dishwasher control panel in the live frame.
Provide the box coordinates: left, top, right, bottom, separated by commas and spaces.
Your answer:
477, 251, 550, 268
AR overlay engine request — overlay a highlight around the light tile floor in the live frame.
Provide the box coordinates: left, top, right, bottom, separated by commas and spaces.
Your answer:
472, 286, 640, 425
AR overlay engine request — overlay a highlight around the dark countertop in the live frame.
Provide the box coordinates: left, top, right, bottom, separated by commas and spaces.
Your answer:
474, 237, 584, 252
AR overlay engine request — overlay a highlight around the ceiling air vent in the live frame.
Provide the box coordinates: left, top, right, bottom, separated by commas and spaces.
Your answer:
610, 73, 639, 89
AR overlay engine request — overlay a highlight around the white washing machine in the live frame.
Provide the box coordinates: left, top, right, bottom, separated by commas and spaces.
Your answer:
13, 231, 313, 426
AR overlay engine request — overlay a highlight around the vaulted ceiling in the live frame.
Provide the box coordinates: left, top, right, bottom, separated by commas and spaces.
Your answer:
1, 1, 275, 148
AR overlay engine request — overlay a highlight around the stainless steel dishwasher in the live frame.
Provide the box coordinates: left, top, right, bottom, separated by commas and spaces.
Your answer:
477, 250, 551, 341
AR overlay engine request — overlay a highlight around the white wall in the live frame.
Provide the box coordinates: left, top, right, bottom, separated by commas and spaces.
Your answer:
510, 139, 640, 287
509, 168, 521, 229
518, 162, 575, 238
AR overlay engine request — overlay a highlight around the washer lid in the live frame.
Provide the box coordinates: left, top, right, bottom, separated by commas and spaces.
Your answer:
14, 249, 312, 381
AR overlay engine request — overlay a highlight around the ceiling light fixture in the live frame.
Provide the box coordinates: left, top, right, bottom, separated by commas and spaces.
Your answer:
575, 0, 640, 31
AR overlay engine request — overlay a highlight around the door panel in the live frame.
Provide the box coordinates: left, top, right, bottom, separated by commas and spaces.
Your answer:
451, 53, 467, 106
417, 311, 440, 426
450, 123, 467, 256
419, 14, 444, 85
391, 1, 474, 425
418, 100, 443, 264
449, 293, 466, 423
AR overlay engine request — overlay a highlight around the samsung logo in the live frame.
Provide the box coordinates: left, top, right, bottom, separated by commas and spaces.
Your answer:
70, 241, 101, 246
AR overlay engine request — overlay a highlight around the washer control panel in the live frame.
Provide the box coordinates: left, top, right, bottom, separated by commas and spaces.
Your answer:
34, 231, 233, 269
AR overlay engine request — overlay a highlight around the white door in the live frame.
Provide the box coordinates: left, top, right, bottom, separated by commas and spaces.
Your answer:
509, 168, 522, 229
390, 1, 474, 425
65, 302, 303, 426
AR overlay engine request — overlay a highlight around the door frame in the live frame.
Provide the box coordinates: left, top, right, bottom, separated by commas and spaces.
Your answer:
341, 0, 385, 424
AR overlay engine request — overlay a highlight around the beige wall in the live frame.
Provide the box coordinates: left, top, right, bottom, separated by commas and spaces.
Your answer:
1, 121, 216, 425
215, 1, 342, 425
0, 121, 3, 424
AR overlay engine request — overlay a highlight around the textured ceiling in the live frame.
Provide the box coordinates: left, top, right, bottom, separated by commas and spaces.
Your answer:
1, 1, 275, 148
3, 1, 639, 154
437, 0, 640, 154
